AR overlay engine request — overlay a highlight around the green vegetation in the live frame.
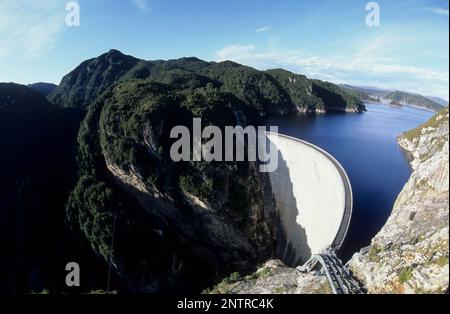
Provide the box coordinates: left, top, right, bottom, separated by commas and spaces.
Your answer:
27, 82, 57, 97
385, 91, 444, 112
398, 267, 414, 283
49, 50, 365, 114
202, 272, 243, 294
310, 79, 364, 111
66, 175, 115, 259
403, 107, 449, 141
229, 272, 242, 283
48, 49, 141, 109
340, 84, 445, 112
435, 256, 449, 266
0, 83, 83, 293
63, 74, 278, 293
0, 83, 81, 201
273, 287, 286, 294
241, 266, 273, 281
368, 245, 384, 263
339, 85, 380, 102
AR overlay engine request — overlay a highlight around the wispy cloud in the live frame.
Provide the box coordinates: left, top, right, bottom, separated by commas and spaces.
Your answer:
215, 34, 449, 99
424, 7, 449, 16
255, 26, 271, 33
133, 0, 149, 11
0, 0, 66, 60
216, 44, 256, 60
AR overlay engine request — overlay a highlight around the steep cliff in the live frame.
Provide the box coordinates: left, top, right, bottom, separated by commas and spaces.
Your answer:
348, 107, 449, 293
66, 79, 279, 293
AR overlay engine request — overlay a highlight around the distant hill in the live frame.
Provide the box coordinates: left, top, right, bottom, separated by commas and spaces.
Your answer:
425, 95, 449, 107
27, 82, 58, 97
338, 84, 384, 102
339, 84, 392, 98
384, 91, 444, 112
48, 49, 365, 113
48, 50, 141, 109
340, 84, 445, 112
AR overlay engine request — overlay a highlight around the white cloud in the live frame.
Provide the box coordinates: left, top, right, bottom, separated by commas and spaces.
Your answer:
216, 44, 256, 60
424, 7, 449, 16
255, 26, 271, 33
214, 35, 449, 99
0, 0, 66, 59
133, 0, 149, 11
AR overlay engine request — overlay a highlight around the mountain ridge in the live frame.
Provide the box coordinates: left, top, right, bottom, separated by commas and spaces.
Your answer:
48, 50, 365, 114
27, 82, 58, 97
340, 84, 446, 112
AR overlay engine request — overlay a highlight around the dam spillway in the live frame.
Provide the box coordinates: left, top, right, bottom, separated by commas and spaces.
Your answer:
265, 132, 353, 266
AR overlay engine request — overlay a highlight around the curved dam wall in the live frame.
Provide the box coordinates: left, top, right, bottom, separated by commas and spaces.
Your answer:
265, 132, 352, 266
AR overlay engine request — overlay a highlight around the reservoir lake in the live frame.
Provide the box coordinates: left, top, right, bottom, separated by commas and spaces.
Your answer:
266, 103, 435, 260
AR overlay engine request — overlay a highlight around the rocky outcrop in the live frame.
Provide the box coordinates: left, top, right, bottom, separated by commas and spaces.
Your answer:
348, 108, 449, 294
206, 260, 331, 294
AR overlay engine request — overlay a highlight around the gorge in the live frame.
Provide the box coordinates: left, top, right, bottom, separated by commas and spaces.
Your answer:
0, 49, 447, 294
208, 105, 448, 294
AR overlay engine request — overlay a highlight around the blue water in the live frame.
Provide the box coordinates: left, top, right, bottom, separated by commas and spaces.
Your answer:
266, 103, 435, 260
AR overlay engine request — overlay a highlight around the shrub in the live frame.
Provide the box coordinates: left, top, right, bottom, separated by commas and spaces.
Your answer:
398, 267, 414, 283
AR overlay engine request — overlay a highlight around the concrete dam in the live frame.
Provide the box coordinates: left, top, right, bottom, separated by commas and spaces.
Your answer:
265, 132, 353, 266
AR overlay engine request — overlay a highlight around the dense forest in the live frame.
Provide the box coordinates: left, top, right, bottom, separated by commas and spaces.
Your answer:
0, 83, 83, 293
27, 83, 58, 97
49, 50, 365, 113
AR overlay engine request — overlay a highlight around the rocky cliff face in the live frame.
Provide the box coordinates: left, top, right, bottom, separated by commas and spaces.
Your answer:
65, 79, 280, 293
348, 107, 449, 294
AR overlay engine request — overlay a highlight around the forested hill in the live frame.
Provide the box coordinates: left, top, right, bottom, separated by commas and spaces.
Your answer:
340, 84, 445, 112
385, 91, 445, 111
48, 49, 365, 114
0, 83, 83, 293
28, 82, 57, 97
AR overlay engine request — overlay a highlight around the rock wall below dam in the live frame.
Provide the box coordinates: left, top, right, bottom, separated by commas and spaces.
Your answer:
266, 132, 353, 266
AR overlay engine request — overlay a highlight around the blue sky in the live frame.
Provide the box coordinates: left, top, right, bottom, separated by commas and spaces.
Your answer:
0, 0, 448, 99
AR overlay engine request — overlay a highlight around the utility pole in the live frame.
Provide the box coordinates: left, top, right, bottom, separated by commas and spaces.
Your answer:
107, 213, 117, 292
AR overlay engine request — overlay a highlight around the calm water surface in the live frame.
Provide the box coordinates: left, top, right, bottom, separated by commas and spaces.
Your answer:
266, 103, 435, 260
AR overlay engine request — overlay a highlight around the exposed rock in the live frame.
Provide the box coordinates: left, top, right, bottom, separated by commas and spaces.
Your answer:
348, 107, 449, 294
206, 260, 332, 294
106, 159, 160, 196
